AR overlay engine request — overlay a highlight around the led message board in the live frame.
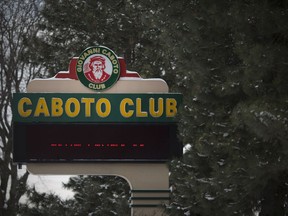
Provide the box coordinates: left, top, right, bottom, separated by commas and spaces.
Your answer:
12, 46, 183, 164
13, 123, 181, 162
12, 93, 182, 163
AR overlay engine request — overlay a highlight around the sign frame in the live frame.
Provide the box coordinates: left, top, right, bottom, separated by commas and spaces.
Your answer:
12, 46, 183, 215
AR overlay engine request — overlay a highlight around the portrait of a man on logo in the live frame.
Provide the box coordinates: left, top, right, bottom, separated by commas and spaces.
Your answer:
76, 46, 120, 91
84, 55, 111, 83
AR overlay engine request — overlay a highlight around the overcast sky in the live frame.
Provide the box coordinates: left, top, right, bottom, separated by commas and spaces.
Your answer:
19, 167, 75, 200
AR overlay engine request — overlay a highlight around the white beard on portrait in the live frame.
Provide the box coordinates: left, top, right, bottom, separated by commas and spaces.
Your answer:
93, 69, 103, 79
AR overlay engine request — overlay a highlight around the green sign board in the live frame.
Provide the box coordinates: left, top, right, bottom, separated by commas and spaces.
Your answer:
13, 93, 182, 123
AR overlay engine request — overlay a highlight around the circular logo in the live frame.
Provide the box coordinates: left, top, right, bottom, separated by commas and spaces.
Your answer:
76, 46, 120, 91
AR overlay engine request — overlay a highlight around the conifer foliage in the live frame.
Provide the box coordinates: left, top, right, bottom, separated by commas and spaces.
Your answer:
16, 0, 288, 215
36, 0, 167, 78
63, 176, 130, 216
20, 176, 130, 216
0, 1, 43, 215
162, 0, 288, 215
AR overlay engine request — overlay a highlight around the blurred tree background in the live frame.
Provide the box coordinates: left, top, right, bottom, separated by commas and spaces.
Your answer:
20, 176, 130, 216
1, 0, 288, 215
0, 1, 44, 215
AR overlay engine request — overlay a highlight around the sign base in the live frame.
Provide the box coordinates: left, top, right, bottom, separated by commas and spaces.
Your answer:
17, 52, 181, 216
27, 163, 169, 215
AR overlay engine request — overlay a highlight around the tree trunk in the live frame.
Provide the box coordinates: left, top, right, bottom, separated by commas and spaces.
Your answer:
0, 1, 42, 215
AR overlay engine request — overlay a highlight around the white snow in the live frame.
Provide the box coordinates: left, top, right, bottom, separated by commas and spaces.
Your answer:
204, 193, 216, 201
223, 132, 229, 137
183, 144, 192, 153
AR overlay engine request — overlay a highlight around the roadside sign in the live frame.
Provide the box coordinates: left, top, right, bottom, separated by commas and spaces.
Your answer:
13, 46, 183, 215
12, 46, 183, 164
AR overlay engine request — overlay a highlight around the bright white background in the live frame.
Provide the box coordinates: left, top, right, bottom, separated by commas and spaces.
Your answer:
19, 166, 75, 200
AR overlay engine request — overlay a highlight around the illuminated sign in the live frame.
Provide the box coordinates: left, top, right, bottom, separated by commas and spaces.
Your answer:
13, 123, 181, 162
12, 46, 183, 164
12, 93, 182, 162
13, 93, 181, 123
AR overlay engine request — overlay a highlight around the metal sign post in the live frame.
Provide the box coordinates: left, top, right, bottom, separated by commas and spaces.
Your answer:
13, 46, 182, 215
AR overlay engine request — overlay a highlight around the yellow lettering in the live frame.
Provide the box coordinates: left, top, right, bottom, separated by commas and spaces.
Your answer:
96, 98, 111, 118
120, 98, 134, 118
77, 65, 82, 72
34, 97, 50, 117
51, 98, 63, 117
18, 97, 32, 117
106, 51, 112, 59
79, 54, 85, 61
92, 48, 100, 53
109, 55, 115, 61
112, 59, 118, 65
88, 83, 106, 90
166, 98, 177, 117
149, 98, 164, 117
65, 98, 80, 117
81, 98, 95, 117
136, 98, 147, 117
83, 51, 89, 59
87, 49, 93, 55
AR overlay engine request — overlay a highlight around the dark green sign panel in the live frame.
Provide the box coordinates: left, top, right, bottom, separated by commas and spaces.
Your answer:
13, 93, 183, 163
13, 93, 182, 123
